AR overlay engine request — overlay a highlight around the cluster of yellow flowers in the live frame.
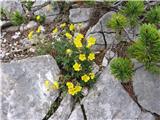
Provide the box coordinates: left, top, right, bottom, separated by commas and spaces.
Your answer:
42, 22, 97, 96
79, 53, 95, 61
81, 73, 95, 82
66, 82, 82, 95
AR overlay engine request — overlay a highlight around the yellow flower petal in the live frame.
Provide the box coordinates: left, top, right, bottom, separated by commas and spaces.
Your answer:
66, 49, 72, 55
65, 32, 72, 39
66, 82, 74, 89
52, 28, 58, 34
60, 23, 66, 28
36, 15, 40, 21
79, 54, 86, 61
81, 74, 90, 82
28, 31, 34, 40
89, 72, 95, 79
88, 53, 95, 61
69, 24, 75, 31
73, 62, 81, 71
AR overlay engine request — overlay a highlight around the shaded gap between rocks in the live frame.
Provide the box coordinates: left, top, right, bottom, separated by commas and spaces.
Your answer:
81, 104, 87, 120
42, 91, 63, 120
67, 98, 77, 119
122, 82, 160, 118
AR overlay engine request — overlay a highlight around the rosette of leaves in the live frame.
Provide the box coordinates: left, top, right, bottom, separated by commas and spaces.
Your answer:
146, 6, 160, 24
110, 57, 133, 82
10, 11, 26, 25
128, 24, 160, 73
121, 1, 144, 27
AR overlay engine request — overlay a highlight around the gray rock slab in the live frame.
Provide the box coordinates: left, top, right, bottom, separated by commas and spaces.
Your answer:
86, 11, 115, 36
81, 68, 155, 120
68, 104, 84, 120
69, 8, 93, 23
133, 68, 160, 115
34, 2, 60, 17
0, 55, 60, 120
85, 11, 117, 51
0, 0, 24, 19
49, 95, 74, 120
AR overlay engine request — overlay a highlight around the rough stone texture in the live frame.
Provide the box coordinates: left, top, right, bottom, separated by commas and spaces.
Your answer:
86, 11, 115, 35
49, 95, 74, 120
0, 0, 24, 19
69, 8, 93, 23
34, 2, 60, 17
133, 67, 160, 115
0, 55, 60, 120
138, 112, 155, 120
68, 104, 84, 120
85, 11, 117, 51
81, 68, 155, 120
20, 21, 38, 31
74, 22, 90, 31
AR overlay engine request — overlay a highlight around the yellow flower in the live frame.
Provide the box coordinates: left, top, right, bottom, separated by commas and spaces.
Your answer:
74, 38, 83, 48
89, 72, 95, 79
52, 81, 59, 90
74, 85, 82, 93
76, 33, 84, 39
73, 62, 81, 71
28, 31, 34, 40
66, 49, 72, 55
60, 23, 66, 28
65, 32, 72, 39
52, 28, 58, 34
81, 74, 90, 82
68, 88, 76, 95
36, 15, 40, 21
69, 24, 75, 31
36, 26, 42, 33
88, 53, 95, 61
66, 82, 74, 89
87, 36, 96, 48
79, 54, 86, 61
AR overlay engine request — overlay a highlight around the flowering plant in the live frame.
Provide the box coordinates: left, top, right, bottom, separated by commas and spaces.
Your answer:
50, 23, 97, 97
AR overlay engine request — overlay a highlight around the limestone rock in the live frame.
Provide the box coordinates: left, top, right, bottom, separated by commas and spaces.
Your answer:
49, 95, 74, 120
0, 55, 60, 120
69, 8, 93, 23
86, 11, 117, 51
68, 104, 84, 120
34, 2, 60, 17
133, 68, 160, 115
0, 0, 24, 19
81, 68, 155, 120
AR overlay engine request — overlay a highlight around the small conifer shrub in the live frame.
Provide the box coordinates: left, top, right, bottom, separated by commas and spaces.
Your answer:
107, 13, 127, 31
110, 57, 133, 82
128, 24, 160, 73
121, 1, 144, 26
146, 6, 160, 24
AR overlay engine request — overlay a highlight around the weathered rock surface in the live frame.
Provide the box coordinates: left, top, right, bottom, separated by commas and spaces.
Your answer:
34, 1, 60, 17
86, 11, 117, 51
0, 55, 60, 120
0, 0, 24, 19
80, 68, 155, 120
68, 104, 84, 120
49, 95, 74, 120
69, 8, 93, 23
133, 68, 160, 115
